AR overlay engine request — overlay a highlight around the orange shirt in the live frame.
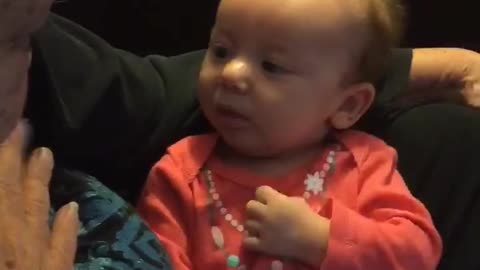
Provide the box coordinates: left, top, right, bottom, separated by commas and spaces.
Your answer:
138, 131, 442, 270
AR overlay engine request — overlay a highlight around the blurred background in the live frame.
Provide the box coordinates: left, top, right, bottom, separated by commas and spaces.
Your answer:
51, 0, 479, 56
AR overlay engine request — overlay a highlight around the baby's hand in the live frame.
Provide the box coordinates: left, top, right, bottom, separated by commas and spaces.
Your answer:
243, 186, 329, 267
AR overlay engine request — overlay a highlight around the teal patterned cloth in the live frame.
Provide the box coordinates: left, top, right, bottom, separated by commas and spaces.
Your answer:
49, 169, 171, 270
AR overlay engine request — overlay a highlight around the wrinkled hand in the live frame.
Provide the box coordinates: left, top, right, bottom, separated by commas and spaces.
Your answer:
0, 122, 79, 269
409, 48, 480, 107
459, 52, 480, 107
243, 186, 329, 267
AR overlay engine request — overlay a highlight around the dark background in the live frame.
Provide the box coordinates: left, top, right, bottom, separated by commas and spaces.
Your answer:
51, 0, 479, 56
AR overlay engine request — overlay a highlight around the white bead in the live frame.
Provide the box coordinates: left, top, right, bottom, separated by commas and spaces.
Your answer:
327, 156, 334, 163
319, 171, 326, 178
209, 188, 216, 194
237, 225, 244, 232
215, 201, 223, 208
231, 220, 238, 227
220, 208, 227, 215
271, 260, 283, 270
210, 180, 215, 188
225, 214, 233, 221
212, 193, 220, 200
210, 226, 224, 249
323, 164, 330, 171
303, 192, 311, 199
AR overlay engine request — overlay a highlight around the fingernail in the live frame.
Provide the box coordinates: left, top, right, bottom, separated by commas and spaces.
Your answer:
67, 201, 79, 217
33, 147, 54, 169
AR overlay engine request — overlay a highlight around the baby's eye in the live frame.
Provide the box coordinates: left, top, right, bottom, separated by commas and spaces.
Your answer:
211, 45, 229, 59
262, 61, 287, 74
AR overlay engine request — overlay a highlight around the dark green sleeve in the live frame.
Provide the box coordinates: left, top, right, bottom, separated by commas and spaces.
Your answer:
374, 48, 413, 105
25, 14, 209, 202
358, 48, 413, 134
25, 14, 412, 201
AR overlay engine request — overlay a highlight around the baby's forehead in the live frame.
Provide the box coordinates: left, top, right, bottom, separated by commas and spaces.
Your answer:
217, 0, 366, 43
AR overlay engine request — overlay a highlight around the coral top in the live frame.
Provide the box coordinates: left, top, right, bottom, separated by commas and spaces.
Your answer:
138, 131, 442, 270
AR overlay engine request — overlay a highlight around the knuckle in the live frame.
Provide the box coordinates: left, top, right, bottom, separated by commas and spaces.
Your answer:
0, 181, 21, 197
255, 186, 268, 196
24, 197, 49, 215
246, 200, 256, 209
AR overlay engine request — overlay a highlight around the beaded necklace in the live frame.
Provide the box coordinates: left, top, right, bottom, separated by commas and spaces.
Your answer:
202, 146, 338, 270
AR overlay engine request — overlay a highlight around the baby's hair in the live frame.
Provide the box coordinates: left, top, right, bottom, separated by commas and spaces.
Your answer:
353, 0, 405, 85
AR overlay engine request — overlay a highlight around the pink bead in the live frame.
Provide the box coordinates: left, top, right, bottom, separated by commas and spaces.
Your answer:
271, 260, 283, 270
211, 226, 224, 249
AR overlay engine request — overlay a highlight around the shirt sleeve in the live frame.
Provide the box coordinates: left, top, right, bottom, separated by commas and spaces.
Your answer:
374, 48, 413, 105
137, 154, 193, 270
356, 48, 413, 134
320, 143, 442, 270
26, 13, 209, 202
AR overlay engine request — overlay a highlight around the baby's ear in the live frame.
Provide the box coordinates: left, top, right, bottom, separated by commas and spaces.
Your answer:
329, 82, 375, 130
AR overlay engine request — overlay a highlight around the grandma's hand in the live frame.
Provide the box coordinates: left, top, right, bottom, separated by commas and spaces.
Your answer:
459, 52, 480, 107
409, 48, 480, 107
0, 122, 79, 269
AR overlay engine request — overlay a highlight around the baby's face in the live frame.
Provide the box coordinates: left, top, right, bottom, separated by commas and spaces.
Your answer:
198, 0, 363, 157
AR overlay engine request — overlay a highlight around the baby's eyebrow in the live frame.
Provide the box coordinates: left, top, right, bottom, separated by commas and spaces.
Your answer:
210, 26, 232, 38
263, 42, 291, 55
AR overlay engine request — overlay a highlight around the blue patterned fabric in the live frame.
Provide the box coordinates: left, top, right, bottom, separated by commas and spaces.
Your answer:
49, 169, 171, 270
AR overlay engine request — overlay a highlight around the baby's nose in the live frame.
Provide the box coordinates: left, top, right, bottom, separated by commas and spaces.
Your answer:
221, 59, 250, 93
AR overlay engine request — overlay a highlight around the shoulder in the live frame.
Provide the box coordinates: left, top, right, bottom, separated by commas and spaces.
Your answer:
151, 133, 219, 183
335, 130, 397, 168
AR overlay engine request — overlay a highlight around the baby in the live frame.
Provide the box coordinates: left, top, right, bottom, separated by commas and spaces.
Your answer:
138, 0, 442, 269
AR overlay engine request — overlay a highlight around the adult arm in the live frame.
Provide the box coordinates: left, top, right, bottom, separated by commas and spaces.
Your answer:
26, 15, 479, 201
27, 14, 209, 201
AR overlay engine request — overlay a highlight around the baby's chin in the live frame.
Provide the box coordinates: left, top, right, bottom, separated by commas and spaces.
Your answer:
218, 133, 279, 159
